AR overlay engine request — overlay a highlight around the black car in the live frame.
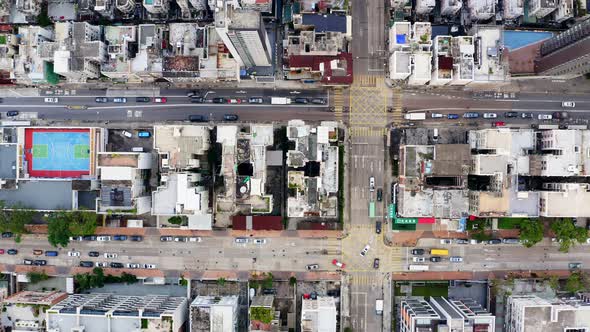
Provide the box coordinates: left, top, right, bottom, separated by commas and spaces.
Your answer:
113, 235, 127, 241
95, 97, 108, 103
7, 249, 17, 255
223, 114, 239, 121
33, 260, 47, 266
6, 111, 19, 117
311, 98, 326, 105
373, 258, 380, 269
375, 221, 382, 234
189, 115, 206, 122
552, 111, 569, 120
376, 188, 383, 202
130, 235, 143, 242
135, 97, 150, 102
391, 182, 396, 203
110, 262, 124, 268
294, 97, 309, 104
0, 97, 3, 103
212, 97, 226, 104
487, 239, 502, 244
430, 256, 442, 262
411, 248, 425, 255
190, 97, 204, 103
88, 251, 100, 257
504, 111, 518, 118
80, 261, 94, 268
83, 235, 97, 241
2, 232, 13, 238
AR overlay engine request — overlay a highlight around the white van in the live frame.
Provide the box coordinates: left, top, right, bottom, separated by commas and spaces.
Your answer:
432, 128, 439, 141
431, 113, 443, 118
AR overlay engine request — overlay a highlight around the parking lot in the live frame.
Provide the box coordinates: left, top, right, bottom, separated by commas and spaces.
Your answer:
107, 128, 154, 153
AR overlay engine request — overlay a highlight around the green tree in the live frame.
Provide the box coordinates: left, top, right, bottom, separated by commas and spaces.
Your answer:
519, 219, 544, 247
36, 4, 51, 27
217, 277, 226, 286
27, 272, 49, 284
68, 211, 97, 236
344, 328, 353, 332
565, 271, 589, 293
168, 216, 186, 225
262, 272, 274, 289
551, 219, 588, 252
46, 213, 71, 247
547, 275, 560, 291
250, 307, 273, 324
0, 202, 34, 236
289, 276, 297, 286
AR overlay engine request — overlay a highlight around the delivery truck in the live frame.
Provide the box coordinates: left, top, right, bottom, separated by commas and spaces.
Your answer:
271, 97, 291, 105
375, 299, 383, 315
404, 112, 426, 120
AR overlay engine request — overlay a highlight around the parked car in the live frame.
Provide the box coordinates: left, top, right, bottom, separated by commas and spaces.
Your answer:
6, 110, 19, 117
487, 239, 502, 245
235, 237, 248, 244
447, 114, 459, 119
254, 238, 267, 245
0, 249, 4, 254
2, 232, 13, 238
552, 111, 569, 119
112, 97, 127, 103
189, 237, 202, 242
33, 260, 46, 266
212, 97, 226, 104
455, 239, 469, 244
174, 236, 187, 242
375, 221, 382, 234
44, 97, 59, 103
69, 236, 83, 241
538, 114, 552, 120
306, 264, 320, 270
521, 112, 534, 119
7, 249, 17, 255
369, 176, 375, 192
190, 96, 204, 103
24, 259, 33, 265
126, 263, 141, 269
431, 113, 443, 118
67, 251, 80, 257
110, 262, 124, 268
187, 91, 199, 97
483, 113, 498, 119
373, 258, 380, 269
450, 256, 463, 262
153, 97, 167, 103
82, 235, 97, 241
188, 115, 206, 122
562, 101, 576, 108
311, 98, 326, 105
412, 257, 426, 262
88, 251, 99, 257
294, 97, 309, 104
130, 235, 143, 242
95, 262, 108, 268
492, 121, 506, 127
411, 248, 425, 255
104, 253, 118, 258
143, 264, 157, 269
463, 112, 480, 119
228, 98, 241, 104
97, 235, 111, 241
79, 261, 94, 268
376, 188, 383, 201
121, 131, 132, 138
502, 238, 521, 244
504, 112, 518, 118
440, 239, 452, 244
332, 259, 346, 268
248, 97, 264, 104
160, 236, 174, 242
113, 235, 127, 241
45, 251, 58, 257
135, 97, 150, 102
137, 131, 150, 138
95, 97, 108, 103
470, 239, 482, 244
430, 256, 442, 262
33, 249, 43, 255
360, 244, 370, 257
569, 262, 582, 269
223, 114, 239, 121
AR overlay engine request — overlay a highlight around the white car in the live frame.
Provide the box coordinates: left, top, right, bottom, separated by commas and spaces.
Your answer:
431, 113, 443, 118
104, 253, 117, 259
450, 256, 463, 262
67, 251, 80, 257
235, 237, 248, 244
44, 97, 58, 103
69, 236, 83, 241
360, 244, 371, 257
189, 237, 202, 242
440, 239, 452, 244
126, 263, 141, 269
143, 264, 157, 269
121, 130, 132, 138
95, 262, 108, 268
412, 257, 426, 263
483, 113, 498, 119
562, 101, 576, 108
538, 114, 552, 120
369, 176, 375, 192
254, 238, 267, 244
112, 97, 127, 103
97, 236, 111, 241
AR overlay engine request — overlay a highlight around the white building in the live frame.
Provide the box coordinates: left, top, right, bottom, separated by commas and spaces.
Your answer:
14, 26, 54, 84
451, 36, 475, 85
472, 25, 508, 83
389, 22, 432, 85
416, 0, 435, 14
101, 25, 137, 80
528, 0, 557, 18
441, 0, 462, 16
46, 293, 188, 332
504, 0, 524, 19
116, 0, 135, 14
506, 294, 590, 332
530, 130, 590, 177
190, 296, 239, 332
470, 0, 496, 20
143, 0, 169, 15
301, 297, 337, 332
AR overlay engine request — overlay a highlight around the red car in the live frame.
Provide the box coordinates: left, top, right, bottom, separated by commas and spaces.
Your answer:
153, 97, 167, 103
332, 259, 346, 269
0, 249, 5, 254
492, 121, 506, 127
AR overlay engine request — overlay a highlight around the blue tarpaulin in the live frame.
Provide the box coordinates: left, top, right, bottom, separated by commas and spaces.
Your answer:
396, 34, 406, 44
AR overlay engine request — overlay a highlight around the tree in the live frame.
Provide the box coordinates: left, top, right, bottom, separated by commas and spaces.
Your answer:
262, 272, 274, 289
565, 271, 589, 293
27, 272, 49, 284
0, 202, 34, 236
68, 211, 97, 236
519, 219, 544, 247
344, 328, 353, 332
289, 276, 297, 286
168, 216, 183, 225
217, 277, 226, 286
46, 213, 71, 247
547, 275, 560, 291
551, 219, 588, 252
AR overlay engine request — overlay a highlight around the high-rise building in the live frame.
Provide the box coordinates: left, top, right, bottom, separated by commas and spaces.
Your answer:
535, 18, 590, 79
506, 294, 590, 332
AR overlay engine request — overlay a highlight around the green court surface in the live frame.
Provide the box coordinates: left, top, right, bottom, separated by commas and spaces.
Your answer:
32, 144, 49, 158
74, 145, 90, 159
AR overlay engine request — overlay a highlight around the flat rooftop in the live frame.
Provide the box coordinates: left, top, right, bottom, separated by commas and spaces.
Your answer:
0, 180, 73, 210
0, 144, 17, 179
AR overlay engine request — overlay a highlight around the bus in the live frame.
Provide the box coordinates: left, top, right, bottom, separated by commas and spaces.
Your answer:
430, 249, 449, 256
409, 265, 429, 271
369, 202, 375, 218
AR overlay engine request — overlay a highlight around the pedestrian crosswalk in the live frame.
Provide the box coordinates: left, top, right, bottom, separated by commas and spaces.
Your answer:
356, 75, 379, 87
349, 127, 386, 137
332, 88, 344, 121
391, 88, 404, 125
350, 273, 379, 286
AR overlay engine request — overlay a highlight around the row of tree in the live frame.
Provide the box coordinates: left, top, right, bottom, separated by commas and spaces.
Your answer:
75, 267, 138, 292
519, 218, 587, 252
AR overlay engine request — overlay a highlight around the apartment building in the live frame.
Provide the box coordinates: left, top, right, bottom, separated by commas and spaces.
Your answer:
441, 0, 462, 16
190, 296, 239, 332
0, 32, 19, 83
162, 23, 205, 82
504, 0, 524, 19
249, 295, 280, 332
388, 22, 432, 85
130, 24, 166, 82
416, 0, 435, 14
3, 291, 68, 332
469, 0, 496, 20
143, 0, 169, 15
101, 25, 137, 81
301, 297, 337, 332
530, 129, 590, 177
14, 26, 54, 84
399, 297, 495, 332
472, 25, 508, 82
528, 0, 557, 18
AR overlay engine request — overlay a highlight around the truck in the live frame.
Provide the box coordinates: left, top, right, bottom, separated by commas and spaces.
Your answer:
271, 97, 291, 105
375, 299, 383, 315
409, 264, 430, 271
404, 112, 426, 120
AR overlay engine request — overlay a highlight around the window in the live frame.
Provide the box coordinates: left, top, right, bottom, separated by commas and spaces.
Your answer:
574, 146, 580, 153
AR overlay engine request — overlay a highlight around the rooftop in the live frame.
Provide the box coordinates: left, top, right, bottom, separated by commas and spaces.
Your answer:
152, 172, 210, 218
4, 291, 68, 306
229, 9, 263, 30
301, 13, 348, 33
154, 125, 210, 170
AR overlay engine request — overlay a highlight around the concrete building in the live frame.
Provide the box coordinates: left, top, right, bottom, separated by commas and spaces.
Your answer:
301, 297, 337, 332
505, 294, 590, 332
44, 22, 108, 82
504, 0, 524, 19
441, 0, 462, 16
528, 0, 557, 18
143, 0, 169, 15
553, 0, 573, 22
389, 22, 432, 85
190, 296, 239, 332
287, 120, 339, 218
529, 129, 590, 177
0, 33, 19, 83
471, 25, 508, 83
400, 297, 495, 332
469, 0, 496, 20
249, 295, 280, 332
535, 18, 590, 79
286, 31, 343, 57
101, 25, 137, 81
116, 0, 135, 14
46, 293, 188, 332
468, 128, 538, 217
94, 0, 115, 19
162, 23, 206, 82
14, 26, 54, 84
416, 0, 435, 14
451, 36, 475, 85
539, 183, 590, 217
96, 152, 152, 215
214, 1, 272, 68
130, 24, 166, 82
240, 0, 272, 12
2, 291, 68, 332
431, 36, 453, 85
